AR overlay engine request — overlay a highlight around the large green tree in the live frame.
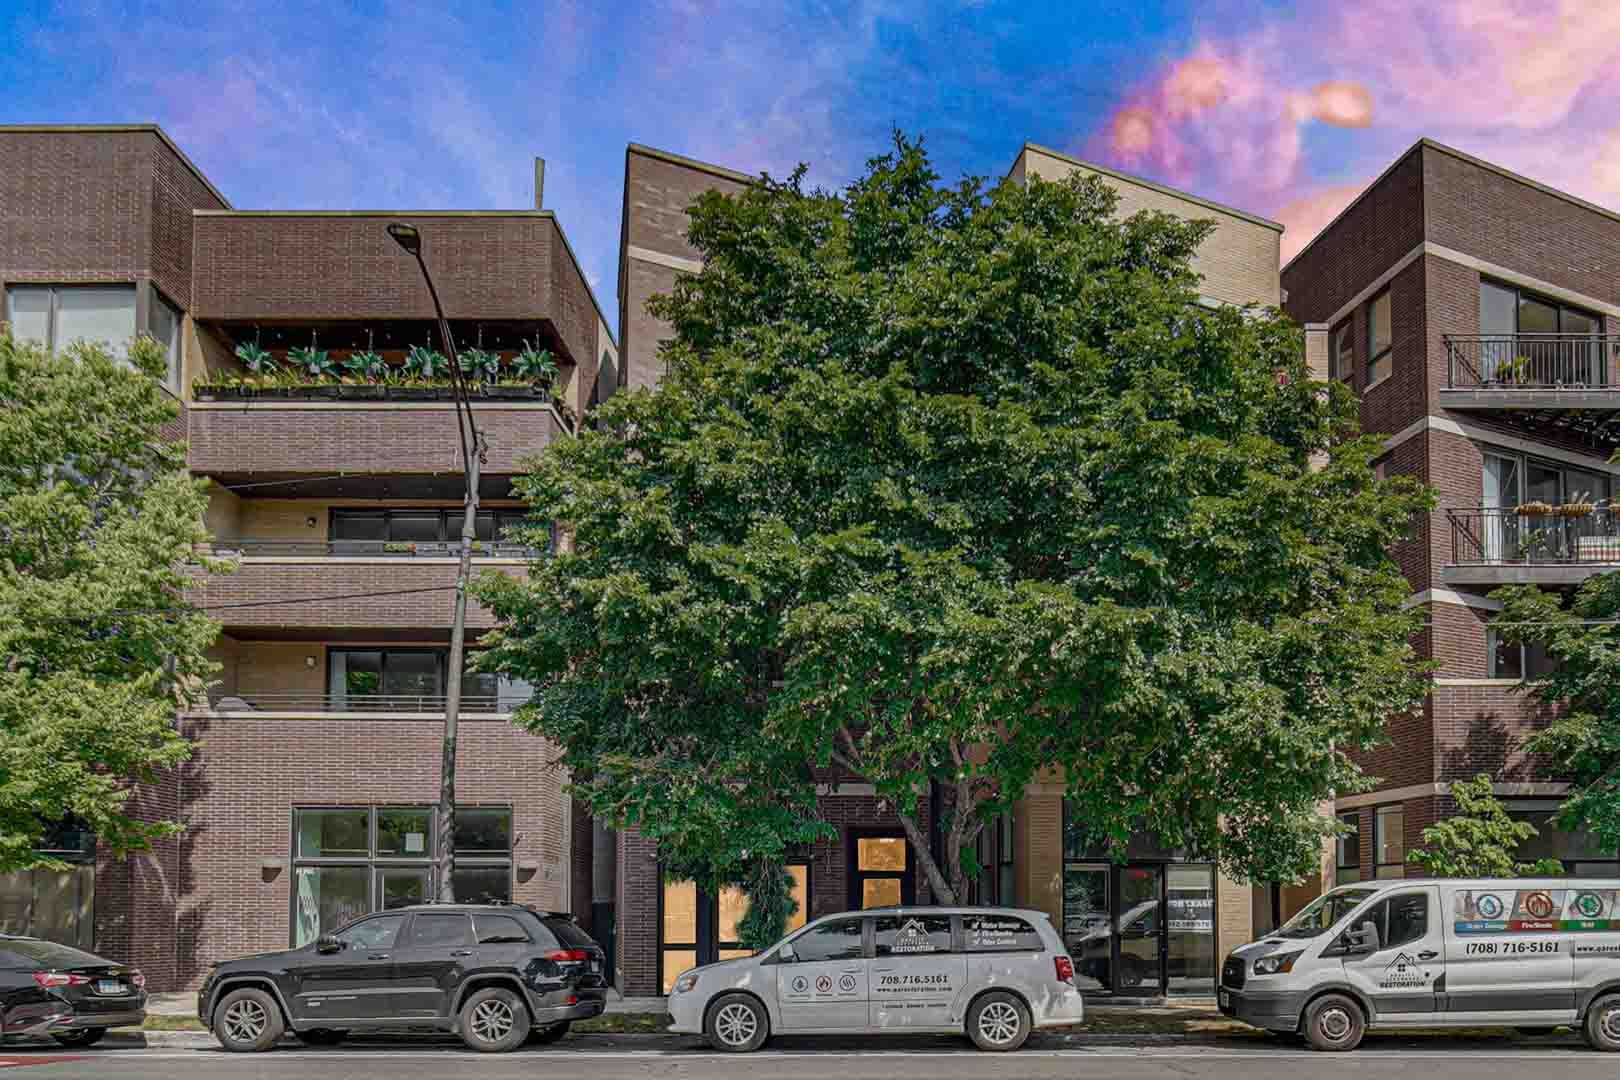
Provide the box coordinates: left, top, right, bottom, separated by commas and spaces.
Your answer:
1495, 574, 1620, 850
1407, 773, 1565, 877
475, 136, 1430, 936
0, 332, 219, 871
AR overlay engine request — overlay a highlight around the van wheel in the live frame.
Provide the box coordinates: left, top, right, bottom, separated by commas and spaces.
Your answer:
459, 987, 530, 1053
1303, 994, 1364, 1052
1584, 995, 1620, 1051
213, 987, 285, 1052
706, 993, 768, 1053
968, 991, 1031, 1052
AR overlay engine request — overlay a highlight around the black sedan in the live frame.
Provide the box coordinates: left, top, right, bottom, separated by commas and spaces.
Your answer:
0, 934, 146, 1047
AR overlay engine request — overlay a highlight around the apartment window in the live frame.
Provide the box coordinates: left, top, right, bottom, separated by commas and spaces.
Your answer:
148, 291, 182, 392
1374, 805, 1405, 879
1367, 291, 1392, 386
6, 285, 136, 357
1487, 629, 1558, 680
330, 508, 542, 550
1335, 811, 1361, 885
1480, 279, 1602, 385
1331, 321, 1354, 383
1504, 800, 1619, 876
1483, 449, 1610, 509
290, 805, 512, 945
327, 648, 532, 711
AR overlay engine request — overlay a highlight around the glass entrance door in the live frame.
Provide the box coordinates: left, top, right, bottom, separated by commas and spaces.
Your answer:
1115, 865, 1164, 993
1062, 864, 1112, 992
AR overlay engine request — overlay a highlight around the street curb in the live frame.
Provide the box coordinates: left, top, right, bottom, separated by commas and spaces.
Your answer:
105, 1029, 1244, 1050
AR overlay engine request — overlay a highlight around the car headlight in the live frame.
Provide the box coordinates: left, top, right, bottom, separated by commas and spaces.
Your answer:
672, 971, 699, 994
1253, 950, 1303, 976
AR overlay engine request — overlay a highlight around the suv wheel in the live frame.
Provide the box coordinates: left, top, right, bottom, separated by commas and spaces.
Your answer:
1303, 993, 1365, 1052
50, 1028, 106, 1048
705, 993, 768, 1053
1585, 994, 1620, 1051
460, 986, 530, 1053
527, 1021, 571, 1045
968, 991, 1031, 1052
214, 987, 285, 1052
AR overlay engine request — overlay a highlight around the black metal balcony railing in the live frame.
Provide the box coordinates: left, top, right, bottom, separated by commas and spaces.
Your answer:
1445, 334, 1619, 390
205, 539, 541, 559
1449, 505, 1620, 565
204, 691, 529, 713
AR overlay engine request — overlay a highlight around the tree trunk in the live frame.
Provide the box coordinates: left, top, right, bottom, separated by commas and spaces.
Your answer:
894, 810, 955, 904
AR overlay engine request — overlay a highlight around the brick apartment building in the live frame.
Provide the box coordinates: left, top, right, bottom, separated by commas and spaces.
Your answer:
1282, 139, 1620, 887
0, 125, 616, 989
613, 141, 1297, 998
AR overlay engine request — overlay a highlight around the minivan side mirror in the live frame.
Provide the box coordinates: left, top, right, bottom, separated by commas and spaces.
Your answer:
315, 934, 344, 954
779, 943, 796, 963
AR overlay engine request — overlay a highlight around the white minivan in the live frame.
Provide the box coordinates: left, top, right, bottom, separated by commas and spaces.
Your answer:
1219, 878, 1620, 1051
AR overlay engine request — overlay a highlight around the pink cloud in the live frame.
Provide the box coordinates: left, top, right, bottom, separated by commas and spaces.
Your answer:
1082, 0, 1620, 266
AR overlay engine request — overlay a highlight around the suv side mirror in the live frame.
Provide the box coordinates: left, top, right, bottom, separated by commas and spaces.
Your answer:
315, 935, 344, 954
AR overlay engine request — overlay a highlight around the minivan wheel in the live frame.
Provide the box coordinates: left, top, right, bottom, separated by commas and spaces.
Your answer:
968, 991, 1031, 1052
1303, 994, 1364, 1052
213, 987, 285, 1052
50, 1028, 106, 1048
1584, 994, 1620, 1051
459, 987, 531, 1053
705, 993, 768, 1053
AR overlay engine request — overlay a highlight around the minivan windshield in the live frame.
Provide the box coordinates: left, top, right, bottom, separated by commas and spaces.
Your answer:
1273, 887, 1379, 939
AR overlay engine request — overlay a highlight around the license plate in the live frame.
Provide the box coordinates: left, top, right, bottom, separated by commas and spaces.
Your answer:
96, 979, 124, 995
590, 959, 601, 972
1218, 990, 1230, 1008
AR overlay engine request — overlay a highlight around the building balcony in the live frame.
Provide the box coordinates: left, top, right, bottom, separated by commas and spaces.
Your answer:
1443, 504, 1620, 586
1442, 335, 1620, 445
193, 691, 526, 718
188, 547, 529, 631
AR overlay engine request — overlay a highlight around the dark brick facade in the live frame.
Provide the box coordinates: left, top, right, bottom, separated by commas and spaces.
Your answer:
1285, 139, 1620, 830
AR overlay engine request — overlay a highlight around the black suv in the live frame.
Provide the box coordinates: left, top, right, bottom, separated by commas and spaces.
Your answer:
198, 903, 607, 1052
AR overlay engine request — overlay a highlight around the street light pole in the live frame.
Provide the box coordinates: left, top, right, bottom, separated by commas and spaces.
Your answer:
388, 222, 486, 902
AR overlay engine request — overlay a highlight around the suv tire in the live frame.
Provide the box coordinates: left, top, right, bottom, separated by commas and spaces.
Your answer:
705, 993, 769, 1053
967, 991, 1031, 1052
50, 1027, 106, 1048
1303, 993, 1364, 1052
528, 1021, 570, 1045
213, 987, 285, 1052
460, 986, 530, 1053
1585, 994, 1620, 1051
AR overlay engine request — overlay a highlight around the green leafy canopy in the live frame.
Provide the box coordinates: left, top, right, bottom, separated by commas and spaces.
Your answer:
0, 332, 221, 871
474, 134, 1431, 943
1407, 774, 1564, 878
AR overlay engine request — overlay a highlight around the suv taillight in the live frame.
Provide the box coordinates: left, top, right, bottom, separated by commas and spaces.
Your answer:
546, 949, 591, 963
33, 972, 90, 988
1054, 956, 1075, 983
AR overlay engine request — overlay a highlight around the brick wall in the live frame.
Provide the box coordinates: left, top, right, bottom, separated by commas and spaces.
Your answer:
1431, 683, 1565, 783
187, 402, 561, 477
97, 714, 573, 991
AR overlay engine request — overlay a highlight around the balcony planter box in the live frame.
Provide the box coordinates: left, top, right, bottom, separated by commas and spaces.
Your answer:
338, 384, 387, 400
194, 387, 222, 401
387, 387, 439, 401
483, 385, 538, 400
287, 384, 343, 400
253, 387, 296, 400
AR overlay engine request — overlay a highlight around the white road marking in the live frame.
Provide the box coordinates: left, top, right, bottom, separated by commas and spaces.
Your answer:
113, 1047, 1599, 1062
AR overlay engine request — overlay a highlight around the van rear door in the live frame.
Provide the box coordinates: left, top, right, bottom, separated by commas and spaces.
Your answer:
1338, 886, 1444, 1025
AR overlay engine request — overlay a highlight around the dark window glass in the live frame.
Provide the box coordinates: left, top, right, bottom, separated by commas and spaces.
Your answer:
455, 809, 512, 853
1336, 812, 1360, 883
382, 652, 440, 697
333, 513, 387, 542
1479, 281, 1517, 336
874, 914, 952, 956
963, 913, 1043, 952
1368, 292, 1392, 383
1383, 893, 1428, 950
296, 809, 371, 859
339, 651, 383, 699
475, 512, 497, 541
389, 512, 443, 543
789, 918, 865, 962
1519, 295, 1559, 335
542, 916, 597, 949
0, 938, 105, 967
473, 914, 531, 944
451, 867, 511, 904
375, 809, 432, 858
406, 913, 473, 948
1332, 322, 1354, 382
335, 914, 405, 950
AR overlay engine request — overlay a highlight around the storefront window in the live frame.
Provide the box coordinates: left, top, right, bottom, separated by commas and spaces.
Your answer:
660, 877, 699, 995
1166, 865, 1215, 993
0, 823, 96, 949
291, 805, 511, 945
658, 863, 810, 992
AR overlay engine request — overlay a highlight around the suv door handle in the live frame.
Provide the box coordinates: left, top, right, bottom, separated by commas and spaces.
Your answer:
1417, 950, 1439, 960
451, 950, 473, 957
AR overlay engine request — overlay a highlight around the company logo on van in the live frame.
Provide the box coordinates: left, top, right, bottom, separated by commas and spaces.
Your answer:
1476, 894, 1504, 920
1378, 951, 1428, 990
1576, 892, 1605, 919
1523, 892, 1556, 920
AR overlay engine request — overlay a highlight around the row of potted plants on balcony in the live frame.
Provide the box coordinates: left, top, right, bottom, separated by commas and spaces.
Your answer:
192, 341, 561, 402
1512, 499, 1606, 517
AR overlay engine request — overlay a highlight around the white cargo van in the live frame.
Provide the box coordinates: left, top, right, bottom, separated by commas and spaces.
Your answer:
1219, 878, 1620, 1051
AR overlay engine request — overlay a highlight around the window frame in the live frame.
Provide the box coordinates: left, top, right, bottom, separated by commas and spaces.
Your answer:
1373, 804, 1405, 879
1366, 290, 1393, 387
1335, 811, 1361, 885
5, 283, 140, 359
329, 507, 545, 549
1331, 320, 1355, 384
656, 861, 811, 991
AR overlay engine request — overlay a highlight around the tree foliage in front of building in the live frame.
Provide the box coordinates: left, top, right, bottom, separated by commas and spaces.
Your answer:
1406, 774, 1564, 877
1495, 575, 1620, 853
0, 333, 219, 872
475, 135, 1431, 942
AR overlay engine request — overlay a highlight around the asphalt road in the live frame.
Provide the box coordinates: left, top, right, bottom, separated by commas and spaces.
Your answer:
4, 1034, 1619, 1079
